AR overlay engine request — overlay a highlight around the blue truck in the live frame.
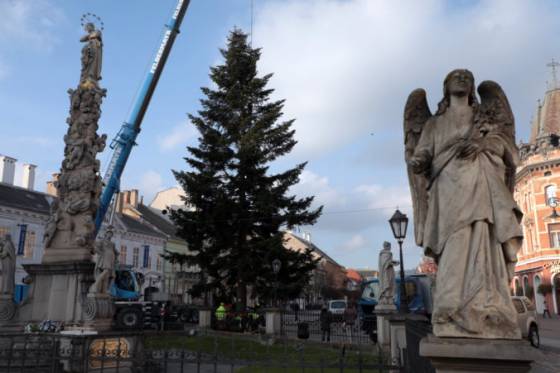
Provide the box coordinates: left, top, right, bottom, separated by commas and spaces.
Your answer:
357, 274, 434, 338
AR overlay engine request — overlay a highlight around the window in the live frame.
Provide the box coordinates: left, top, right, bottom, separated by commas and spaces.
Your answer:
23, 230, 35, 258
17, 225, 27, 256
120, 245, 127, 265
156, 256, 162, 272
545, 171, 552, 176
132, 247, 139, 267
143, 246, 150, 268
0, 226, 9, 238
545, 185, 557, 205
549, 223, 560, 247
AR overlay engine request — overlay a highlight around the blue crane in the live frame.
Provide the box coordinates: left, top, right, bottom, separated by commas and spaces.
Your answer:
95, 0, 191, 233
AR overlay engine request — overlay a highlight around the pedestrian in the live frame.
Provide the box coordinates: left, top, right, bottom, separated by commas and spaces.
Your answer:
343, 302, 357, 344
320, 306, 332, 342
543, 298, 551, 318
294, 302, 300, 322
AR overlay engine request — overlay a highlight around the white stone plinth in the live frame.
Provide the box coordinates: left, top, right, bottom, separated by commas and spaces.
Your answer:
389, 315, 406, 367
420, 335, 542, 373
198, 308, 212, 328
265, 308, 281, 335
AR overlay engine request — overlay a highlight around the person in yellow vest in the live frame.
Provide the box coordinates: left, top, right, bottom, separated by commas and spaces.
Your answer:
215, 303, 226, 320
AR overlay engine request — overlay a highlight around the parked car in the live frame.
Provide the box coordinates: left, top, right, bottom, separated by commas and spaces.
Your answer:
328, 299, 347, 321
511, 296, 539, 348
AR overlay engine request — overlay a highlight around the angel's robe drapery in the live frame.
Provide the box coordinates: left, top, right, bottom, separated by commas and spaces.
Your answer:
413, 112, 523, 339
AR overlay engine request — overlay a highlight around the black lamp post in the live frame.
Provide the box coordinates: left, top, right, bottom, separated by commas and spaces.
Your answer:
389, 209, 409, 314
272, 259, 281, 307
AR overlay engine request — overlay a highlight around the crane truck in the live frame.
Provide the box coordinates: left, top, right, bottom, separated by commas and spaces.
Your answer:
92, 0, 194, 330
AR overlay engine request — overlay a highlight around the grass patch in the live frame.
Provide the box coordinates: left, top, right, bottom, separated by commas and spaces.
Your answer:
144, 333, 382, 370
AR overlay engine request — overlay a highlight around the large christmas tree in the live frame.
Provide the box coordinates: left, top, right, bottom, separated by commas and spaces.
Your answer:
170, 29, 322, 308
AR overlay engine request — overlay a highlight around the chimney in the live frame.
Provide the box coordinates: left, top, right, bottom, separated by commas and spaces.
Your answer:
0, 155, 17, 185
22, 164, 37, 190
46, 173, 60, 196
130, 189, 139, 208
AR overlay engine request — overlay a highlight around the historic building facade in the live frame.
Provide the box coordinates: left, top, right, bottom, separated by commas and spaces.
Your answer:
513, 78, 560, 315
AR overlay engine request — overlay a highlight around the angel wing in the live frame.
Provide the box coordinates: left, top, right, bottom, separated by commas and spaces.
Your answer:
477, 80, 517, 192
403, 89, 432, 246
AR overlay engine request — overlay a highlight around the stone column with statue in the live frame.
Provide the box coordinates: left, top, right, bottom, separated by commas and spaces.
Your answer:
404, 69, 541, 371
11, 15, 110, 331
378, 241, 399, 310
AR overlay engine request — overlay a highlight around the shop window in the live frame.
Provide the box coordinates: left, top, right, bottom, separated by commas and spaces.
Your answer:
0, 226, 10, 238
549, 223, 560, 247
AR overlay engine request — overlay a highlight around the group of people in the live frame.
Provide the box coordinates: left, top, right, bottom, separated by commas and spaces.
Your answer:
319, 303, 358, 343
214, 303, 264, 332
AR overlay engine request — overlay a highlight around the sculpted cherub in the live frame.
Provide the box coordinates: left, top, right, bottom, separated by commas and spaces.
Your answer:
404, 69, 523, 339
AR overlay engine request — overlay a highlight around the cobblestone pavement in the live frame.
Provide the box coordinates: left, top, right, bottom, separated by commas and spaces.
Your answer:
531, 315, 560, 372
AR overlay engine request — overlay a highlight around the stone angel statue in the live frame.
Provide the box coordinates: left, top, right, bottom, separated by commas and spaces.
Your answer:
404, 69, 523, 339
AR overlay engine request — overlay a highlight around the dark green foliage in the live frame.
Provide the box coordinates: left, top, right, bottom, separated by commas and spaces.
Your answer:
170, 29, 322, 307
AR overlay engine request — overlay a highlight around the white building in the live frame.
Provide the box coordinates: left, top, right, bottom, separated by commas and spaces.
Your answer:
0, 156, 50, 288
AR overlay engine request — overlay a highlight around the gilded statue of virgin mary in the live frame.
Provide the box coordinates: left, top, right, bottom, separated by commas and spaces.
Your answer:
80, 22, 103, 86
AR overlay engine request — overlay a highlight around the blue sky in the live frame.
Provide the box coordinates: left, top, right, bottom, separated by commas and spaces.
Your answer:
2, 0, 560, 270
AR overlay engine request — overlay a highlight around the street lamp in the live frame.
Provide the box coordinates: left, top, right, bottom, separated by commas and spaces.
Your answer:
389, 209, 409, 314
548, 197, 560, 219
272, 259, 281, 307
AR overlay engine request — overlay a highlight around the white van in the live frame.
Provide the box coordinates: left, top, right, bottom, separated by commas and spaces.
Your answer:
328, 299, 347, 317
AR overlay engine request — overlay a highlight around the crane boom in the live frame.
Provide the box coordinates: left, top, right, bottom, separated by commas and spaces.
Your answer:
95, 0, 191, 233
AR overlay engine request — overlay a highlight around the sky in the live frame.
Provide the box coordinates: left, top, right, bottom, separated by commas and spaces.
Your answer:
1, 0, 560, 270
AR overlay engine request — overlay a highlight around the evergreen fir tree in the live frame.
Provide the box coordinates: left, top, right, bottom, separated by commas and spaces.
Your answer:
170, 29, 322, 308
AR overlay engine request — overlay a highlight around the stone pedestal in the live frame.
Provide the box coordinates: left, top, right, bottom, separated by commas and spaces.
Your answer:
198, 308, 212, 329
13, 262, 95, 330
82, 293, 115, 331
420, 335, 542, 373
265, 308, 281, 335
0, 294, 17, 327
375, 305, 397, 348
389, 314, 406, 367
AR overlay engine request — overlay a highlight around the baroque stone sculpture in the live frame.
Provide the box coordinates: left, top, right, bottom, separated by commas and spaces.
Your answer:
0, 235, 16, 322
42, 20, 107, 264
89, 227, 117, 295
378, 241, 398, 306
405, 69, 523, 339
0, 235, 16, 296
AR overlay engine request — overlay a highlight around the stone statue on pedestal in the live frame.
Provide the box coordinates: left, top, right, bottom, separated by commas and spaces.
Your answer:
41, 17, 107, 265
80, 22, 103, 87
378, 241, 398, 306
404, 69, 523, 339
89, 228, 117, 295
0, 235, 16, 296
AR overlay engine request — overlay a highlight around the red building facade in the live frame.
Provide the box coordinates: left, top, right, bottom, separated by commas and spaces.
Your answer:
513, 79, 560, 315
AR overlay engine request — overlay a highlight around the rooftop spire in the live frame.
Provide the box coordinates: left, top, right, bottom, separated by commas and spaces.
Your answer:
547, 58, 560, 90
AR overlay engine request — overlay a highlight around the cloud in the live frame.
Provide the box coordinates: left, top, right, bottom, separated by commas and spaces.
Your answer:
157, 122, 197, 151
291, 170, 411, 233
254, 0, 560, 158
0, 0, 64, 51
139, 170, 165, 202
337, 234, 368, 252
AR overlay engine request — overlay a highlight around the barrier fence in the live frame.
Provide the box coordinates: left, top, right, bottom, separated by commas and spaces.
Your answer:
280, 310, 377, 345
0, 330, 403, 372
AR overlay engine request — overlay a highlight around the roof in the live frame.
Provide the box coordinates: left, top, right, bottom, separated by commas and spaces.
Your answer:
345, 268, 362, 282
117, 213, 166, 239
136, 204, 180, 239
0, 182, 52, 215
530, 88, 560, 143
287, 232, 342, 267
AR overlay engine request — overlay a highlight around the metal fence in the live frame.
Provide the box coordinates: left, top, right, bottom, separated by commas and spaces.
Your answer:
0, 329, 403, 372
403, 318, 435, 373
281, 310, 377, 346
